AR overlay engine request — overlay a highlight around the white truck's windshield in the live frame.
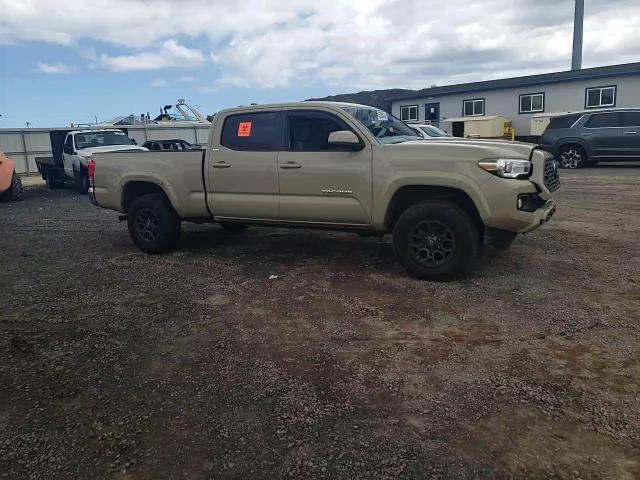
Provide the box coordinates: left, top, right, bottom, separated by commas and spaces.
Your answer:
74, 131, 133, 150
341, 106, 421, 144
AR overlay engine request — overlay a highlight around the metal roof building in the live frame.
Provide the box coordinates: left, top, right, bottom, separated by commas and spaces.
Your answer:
389, 62, 640, 139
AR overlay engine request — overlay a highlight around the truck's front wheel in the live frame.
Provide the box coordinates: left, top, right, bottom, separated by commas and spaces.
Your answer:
393, 201, 478, 281
127, 194, 181, 254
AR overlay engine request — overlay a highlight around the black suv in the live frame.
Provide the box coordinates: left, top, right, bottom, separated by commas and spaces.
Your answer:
541, 109, 640, 169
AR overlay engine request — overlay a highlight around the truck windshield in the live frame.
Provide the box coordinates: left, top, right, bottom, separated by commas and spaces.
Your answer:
74, 131, 133, 149
341, 106, 421, 144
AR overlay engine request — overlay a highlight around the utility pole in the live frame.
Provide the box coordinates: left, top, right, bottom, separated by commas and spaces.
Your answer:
572, 0, 584, 70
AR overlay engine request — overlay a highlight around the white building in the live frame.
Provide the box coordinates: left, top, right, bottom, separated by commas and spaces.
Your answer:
390, 62, 640, 140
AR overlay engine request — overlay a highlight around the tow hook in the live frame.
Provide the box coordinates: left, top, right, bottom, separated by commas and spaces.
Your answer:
118, 215, 128, 222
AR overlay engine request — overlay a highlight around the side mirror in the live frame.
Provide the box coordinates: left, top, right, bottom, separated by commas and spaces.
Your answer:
328, 130, 362, 150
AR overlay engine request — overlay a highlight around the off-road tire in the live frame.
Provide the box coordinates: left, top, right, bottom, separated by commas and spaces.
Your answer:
558, 144, 588, 169
127, 194, 181, 254
219, 222, 248, 232
0, 174, 24, 202
74, 168, 89, 194
393, 200, 479, 281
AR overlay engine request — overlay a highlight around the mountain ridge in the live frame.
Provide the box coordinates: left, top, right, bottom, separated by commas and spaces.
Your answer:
307, 88, 416, 112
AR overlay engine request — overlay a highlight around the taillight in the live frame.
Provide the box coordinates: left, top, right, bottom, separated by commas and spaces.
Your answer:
87, 158, 96, 187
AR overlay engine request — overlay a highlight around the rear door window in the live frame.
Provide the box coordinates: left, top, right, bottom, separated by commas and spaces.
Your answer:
585, 113, 621, 128
546, 114, 582, 129
221, 112, 284, 151
619, 112, 640, 127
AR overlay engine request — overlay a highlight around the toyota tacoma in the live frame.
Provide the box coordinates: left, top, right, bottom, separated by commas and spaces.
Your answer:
88, 102, 559, 280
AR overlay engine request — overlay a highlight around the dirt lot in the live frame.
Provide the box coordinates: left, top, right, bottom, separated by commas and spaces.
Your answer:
1, 166, 639, 480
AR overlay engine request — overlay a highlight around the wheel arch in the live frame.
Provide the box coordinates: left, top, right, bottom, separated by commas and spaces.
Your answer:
122, 181, 172, 213
555, 139, 592, 157
385, 185, 484, 234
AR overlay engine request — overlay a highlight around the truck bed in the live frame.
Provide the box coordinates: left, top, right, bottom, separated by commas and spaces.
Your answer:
92, 150, 208, 218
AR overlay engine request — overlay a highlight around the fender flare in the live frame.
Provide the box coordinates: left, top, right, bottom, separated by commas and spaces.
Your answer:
120, 179, 179, 215
554, 138, 592, 157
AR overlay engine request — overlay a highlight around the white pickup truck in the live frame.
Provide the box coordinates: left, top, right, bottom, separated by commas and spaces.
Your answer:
36, 129, 147, 193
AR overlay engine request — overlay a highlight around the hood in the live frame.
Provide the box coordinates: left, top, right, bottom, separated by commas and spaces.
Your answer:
77, 145, 148, 157
396, 138, 536, 160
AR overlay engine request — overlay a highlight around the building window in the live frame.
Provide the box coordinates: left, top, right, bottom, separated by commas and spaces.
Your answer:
463, 98, 484, 117
585, 86, 616, 109
519, 93, 544, 113
400, 105, 418, 122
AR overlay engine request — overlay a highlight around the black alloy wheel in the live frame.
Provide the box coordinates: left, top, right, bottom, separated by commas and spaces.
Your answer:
408, 220, 456, 267
134, 207, 161, 242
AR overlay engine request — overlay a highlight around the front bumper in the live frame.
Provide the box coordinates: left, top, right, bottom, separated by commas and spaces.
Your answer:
479, 148, 559, 234
480, 176, 557, 234
522, 199, 556, 233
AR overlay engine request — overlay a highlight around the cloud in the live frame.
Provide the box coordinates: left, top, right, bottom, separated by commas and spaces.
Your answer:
2, 0, 639, 90
150, 79, 170, 88
150, 76, 198, 88
36, 62, 73, 74
100, 40, 205, 72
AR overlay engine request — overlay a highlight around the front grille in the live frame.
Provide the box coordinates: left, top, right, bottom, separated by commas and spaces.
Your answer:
543, 156, 561, 192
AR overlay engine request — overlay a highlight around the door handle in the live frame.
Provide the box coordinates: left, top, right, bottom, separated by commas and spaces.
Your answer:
280, 162, 302, 169
581, 133, 593, 136
623, 131, 638, 134
212, 161, 231, 168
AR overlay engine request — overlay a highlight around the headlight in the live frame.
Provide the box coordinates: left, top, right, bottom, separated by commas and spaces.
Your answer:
478, 158, 532, 179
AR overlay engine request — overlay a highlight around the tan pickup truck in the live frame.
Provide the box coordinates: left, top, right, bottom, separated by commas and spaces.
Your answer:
89, 102, 559, 280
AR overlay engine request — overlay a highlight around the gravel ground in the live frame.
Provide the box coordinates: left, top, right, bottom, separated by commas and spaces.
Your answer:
1, 166, 639, 480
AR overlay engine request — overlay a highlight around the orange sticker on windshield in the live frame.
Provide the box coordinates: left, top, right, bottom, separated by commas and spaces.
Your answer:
238, 122, 252, 137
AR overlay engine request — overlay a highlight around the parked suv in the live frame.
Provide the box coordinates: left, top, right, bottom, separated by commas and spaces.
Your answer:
542, 109, 640, 169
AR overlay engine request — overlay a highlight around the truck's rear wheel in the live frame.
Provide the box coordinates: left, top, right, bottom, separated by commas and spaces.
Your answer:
127, 194, 181, 254
392, 201, 478, 281
45, 170, 63, 190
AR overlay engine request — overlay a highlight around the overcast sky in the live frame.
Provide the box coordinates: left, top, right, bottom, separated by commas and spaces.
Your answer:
0, 0, 638, 127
